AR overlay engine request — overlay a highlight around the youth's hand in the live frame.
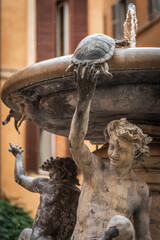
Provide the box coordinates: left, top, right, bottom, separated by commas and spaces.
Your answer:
74, 63, 100, 102
8, 142, 24, 157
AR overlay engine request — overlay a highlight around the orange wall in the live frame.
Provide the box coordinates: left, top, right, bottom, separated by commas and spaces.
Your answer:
105, 0, 117, 37
1, 0, 27, 68
135, 0, 160, 47
88, 0, 105, 34
137, 18, 160, 47
1, 0, 40, 218
0, 79, 40, 218
135, 0, 148, 27
55, 135, 70, 157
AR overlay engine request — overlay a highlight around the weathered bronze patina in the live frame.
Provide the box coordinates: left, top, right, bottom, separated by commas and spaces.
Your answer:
66, 33, 129, 77
9, 143, 80, 240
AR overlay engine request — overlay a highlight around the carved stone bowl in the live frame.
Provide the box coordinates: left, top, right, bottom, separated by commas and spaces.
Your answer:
1, 48, 160, 144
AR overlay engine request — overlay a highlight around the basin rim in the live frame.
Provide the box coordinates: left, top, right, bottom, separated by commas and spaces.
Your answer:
1, 47, 160, 111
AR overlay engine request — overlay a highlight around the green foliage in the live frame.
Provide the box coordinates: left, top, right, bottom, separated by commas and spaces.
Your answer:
0, 197, 33, 240
0, 193, 72, 239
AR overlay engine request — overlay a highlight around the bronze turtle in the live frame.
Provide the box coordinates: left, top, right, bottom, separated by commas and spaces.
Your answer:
66, 33, 129, 77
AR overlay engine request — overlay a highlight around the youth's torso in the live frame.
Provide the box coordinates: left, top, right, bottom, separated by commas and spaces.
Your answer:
33, 182, 80, 238
72, 166, 141, 240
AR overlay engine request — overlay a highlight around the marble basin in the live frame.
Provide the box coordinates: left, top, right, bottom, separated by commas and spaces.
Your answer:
1, 47, 160, 144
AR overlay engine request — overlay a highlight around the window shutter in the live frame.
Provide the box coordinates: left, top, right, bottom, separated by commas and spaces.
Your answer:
112, 0, 131, 39
26, 121, 40, 172
26, 0, 56, 172
112, 2, 121, 38
36, 0, 56, 61
148, 0, 160, 19
69, 0, 88, 53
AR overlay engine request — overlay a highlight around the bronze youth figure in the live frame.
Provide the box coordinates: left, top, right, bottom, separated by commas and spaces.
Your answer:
69, 64, 152, 240
9, 143, 80, 240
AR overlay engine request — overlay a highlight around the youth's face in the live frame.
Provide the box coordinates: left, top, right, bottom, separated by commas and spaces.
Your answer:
108, 134, 135, 168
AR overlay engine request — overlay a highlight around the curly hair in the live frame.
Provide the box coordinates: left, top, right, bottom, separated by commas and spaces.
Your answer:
40, 157, 80, 186
103, 118, 152, 160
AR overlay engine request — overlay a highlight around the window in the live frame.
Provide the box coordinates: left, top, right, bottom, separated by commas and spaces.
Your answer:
112, 0, 134, 38
148, 0, 160, 19
56, 1, 69, 56
26, 0, 87, 173
39, 1, 70, 172
39, 130, 56, 173
36, 0, 56, 61
69, 0, 88, 53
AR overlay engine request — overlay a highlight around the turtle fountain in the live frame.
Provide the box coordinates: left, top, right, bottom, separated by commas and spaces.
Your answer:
1, 3, 160, 239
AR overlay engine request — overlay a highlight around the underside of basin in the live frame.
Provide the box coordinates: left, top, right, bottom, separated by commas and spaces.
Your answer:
1, 48, 160, 144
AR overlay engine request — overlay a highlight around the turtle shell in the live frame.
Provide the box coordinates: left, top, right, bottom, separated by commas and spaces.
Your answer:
71, 34, 115, 65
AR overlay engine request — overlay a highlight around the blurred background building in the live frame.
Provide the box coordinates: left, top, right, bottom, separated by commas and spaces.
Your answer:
1, 0, 160, 228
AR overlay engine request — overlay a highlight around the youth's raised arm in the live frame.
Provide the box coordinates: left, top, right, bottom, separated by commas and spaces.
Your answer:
9, 143, 45, 193
69, 64, 99, 177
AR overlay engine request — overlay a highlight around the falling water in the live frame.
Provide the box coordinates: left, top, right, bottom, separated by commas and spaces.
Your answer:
124, 3, 138, 48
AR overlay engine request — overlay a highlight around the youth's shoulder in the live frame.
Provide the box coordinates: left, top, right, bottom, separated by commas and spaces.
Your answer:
33, 177, 49, 183
32, 177, 49, 188
91, 153, 103, 166
135, 176, 150, 198
91, 154, 110, 171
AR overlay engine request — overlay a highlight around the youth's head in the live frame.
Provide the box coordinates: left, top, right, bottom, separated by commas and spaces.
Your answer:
40, 157, 80, 186
104, 118, 152, 167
